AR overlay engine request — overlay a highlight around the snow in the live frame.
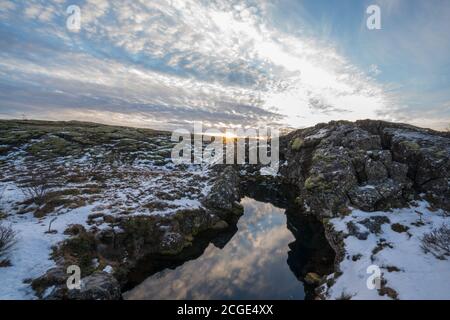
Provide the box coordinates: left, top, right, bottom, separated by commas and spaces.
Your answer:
305, 128, 329, 140
323, 201, 450, 300
0, 194, 96, 300
103, 265, 113, 274
259, 166, 279, 177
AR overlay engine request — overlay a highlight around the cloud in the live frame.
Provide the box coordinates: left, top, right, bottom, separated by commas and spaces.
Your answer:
369, 64, 381, 77
0, 0, 448, 130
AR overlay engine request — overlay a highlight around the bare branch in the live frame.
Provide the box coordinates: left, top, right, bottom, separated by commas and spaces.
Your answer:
421, 224, 450, 259
0, 223, 17, 258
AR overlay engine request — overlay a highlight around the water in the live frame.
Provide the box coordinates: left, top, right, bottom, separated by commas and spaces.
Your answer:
123, 196, 334, 300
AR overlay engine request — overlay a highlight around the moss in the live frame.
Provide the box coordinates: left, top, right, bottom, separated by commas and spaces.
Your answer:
312, 153, 325, 163
304, 176, 316, 190
294, 196, 303, 206
304, 175, 331, 191
304, 272, 322, 285
291, 137, 304, 151
399, 140, 420, 152
120, 216, 162, 257
27, 136, 75, 157
56, 231, 97, 276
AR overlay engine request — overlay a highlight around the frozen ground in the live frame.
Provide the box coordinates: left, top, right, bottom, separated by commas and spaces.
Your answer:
322, 201, 450, 300
0, 122, 215, 299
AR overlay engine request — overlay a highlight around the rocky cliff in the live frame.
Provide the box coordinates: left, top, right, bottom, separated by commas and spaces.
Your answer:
280, 120, 450, 218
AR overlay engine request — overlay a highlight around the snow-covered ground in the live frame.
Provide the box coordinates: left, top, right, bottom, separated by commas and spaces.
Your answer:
0, 184, 95, 299
323, 201, 450, 300
0, 153, 214, 300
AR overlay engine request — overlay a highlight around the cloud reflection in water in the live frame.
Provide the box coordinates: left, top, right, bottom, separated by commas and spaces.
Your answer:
124, 197, 304, 300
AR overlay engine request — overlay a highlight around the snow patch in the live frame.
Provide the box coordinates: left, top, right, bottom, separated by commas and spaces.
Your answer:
323, 201, 450, 300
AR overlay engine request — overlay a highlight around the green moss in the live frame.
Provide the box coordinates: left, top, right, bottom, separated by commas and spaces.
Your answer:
27, 136, 75, 157
121, 216, 162, 256
399, 141, 420, 152
57, 231, 97, 275
291, 137, 304, 151
304, 175, 331, 191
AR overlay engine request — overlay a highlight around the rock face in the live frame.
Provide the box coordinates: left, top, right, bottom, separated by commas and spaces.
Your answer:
280, 120, 450, 218
203, 165, 243, 220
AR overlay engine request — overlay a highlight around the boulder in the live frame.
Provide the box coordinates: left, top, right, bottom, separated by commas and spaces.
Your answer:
203, 166, 242, 219
47, 272, 121, 300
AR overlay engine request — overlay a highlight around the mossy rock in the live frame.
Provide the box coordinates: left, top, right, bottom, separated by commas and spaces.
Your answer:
291, 137, 304, 151
304, 272, 322, 285
304, 175, 332, 191
399, 141, 420, 152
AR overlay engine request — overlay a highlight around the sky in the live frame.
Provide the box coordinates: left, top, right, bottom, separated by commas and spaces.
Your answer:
0, 0, 449, 131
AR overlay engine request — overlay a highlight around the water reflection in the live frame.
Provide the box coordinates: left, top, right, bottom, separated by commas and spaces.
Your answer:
123, 197, 304, 300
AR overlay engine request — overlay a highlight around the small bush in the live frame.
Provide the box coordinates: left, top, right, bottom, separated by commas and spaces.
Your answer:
0, 223, 17, 259
56, 231, 96, 276
19, 173, 52, 206
421, 224, 450, 259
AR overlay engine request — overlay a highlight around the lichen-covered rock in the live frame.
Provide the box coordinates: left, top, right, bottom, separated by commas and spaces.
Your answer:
203, 165, 243, 219
347, 221, 369, 240
305, 272, 322, 285
280, 120, 450, 217
359, 216, 390, 234
32, 267, 67, 298
365, 159, 388, 183
348, 185, 382, 211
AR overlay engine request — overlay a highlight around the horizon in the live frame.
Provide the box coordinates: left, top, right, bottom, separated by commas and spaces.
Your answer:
1, 117, 448, 135
1, 1, 450, 131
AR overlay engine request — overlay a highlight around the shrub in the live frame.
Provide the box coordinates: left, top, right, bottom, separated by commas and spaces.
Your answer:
421, 224, 450, 259
56, 231, 96, 275
19, 172, 52, 206
0, 223, 17, 259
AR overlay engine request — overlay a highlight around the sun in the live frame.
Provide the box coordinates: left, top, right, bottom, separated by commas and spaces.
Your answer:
224, 131, 237, 141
